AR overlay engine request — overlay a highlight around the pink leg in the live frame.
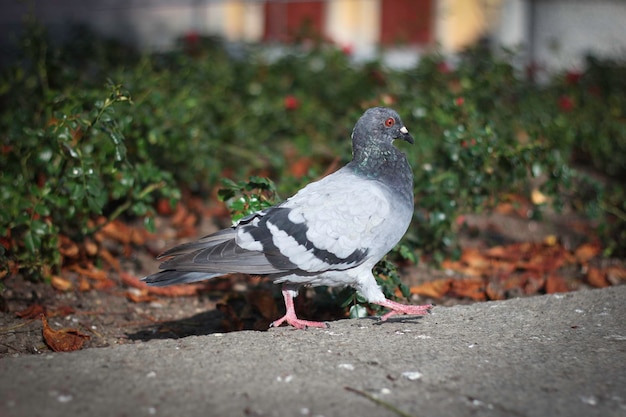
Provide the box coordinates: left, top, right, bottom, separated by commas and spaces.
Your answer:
270, 288, 329, 329
374, 298, 434, 321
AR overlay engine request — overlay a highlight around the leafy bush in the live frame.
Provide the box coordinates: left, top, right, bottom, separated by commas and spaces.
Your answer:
0, 23, 179, 279
1, 21, 624, 286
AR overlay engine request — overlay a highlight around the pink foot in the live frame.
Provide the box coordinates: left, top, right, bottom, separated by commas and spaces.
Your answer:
374, 299, 434, 321
270, 288, 329, 329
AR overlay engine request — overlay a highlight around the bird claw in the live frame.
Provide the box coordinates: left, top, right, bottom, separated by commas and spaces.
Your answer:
375, 299, 434, 322
270, 315, 329, 330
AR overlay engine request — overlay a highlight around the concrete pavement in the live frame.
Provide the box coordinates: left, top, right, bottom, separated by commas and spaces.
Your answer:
1, 285, 625, 417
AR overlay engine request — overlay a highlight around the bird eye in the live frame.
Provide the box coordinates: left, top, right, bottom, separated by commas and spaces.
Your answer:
384, 117, 395, 127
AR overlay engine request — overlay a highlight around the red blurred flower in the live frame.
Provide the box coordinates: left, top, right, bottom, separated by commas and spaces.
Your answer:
284, 95, 300, 110
437, 61, 451, 74
184, 31, 200, 46
455, 97, 465, 106
565, 71, 582, 85
558, 95, 574, 112
587, 85, 602, 97
341, 44, 354, 56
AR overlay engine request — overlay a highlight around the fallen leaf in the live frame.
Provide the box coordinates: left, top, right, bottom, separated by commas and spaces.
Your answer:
49, 305, 76, 317
586, 267, 609, 288
92, 279, 116, 290
156, 198, 176, 216
78, 277, 91, 292
545, 274, 569, 294
408, 278, 452, 299
51, 275, 73, 291
575, 242, 601, 264
543, 235, 558, 246
100, 220, 132, 244
120, 271, 206, 297
485, 281, 506, 300
99, 247, 120, 272
289, 157, 312, 178
531, 188, 549, 205
69, 264, 107, 281
58, 235, 80, 259
16, 304, 46, 319
41, 315, 90, 352
524, 273, 546, 295
126, 289, 157, 303
130, 228, 146, 246
499, 274, 528, 292
83, 239, 99, 257
450, 277, 486, 301
460, 247, 490, 268
606, 266, 626, 285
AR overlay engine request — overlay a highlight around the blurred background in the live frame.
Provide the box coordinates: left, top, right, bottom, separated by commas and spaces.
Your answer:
3, 0, 626, 72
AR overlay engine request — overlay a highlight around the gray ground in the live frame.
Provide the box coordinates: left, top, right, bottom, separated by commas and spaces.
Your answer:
1, 285, 625, 417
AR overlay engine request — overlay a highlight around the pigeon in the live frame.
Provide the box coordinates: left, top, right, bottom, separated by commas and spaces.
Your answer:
143, 107, 433, 329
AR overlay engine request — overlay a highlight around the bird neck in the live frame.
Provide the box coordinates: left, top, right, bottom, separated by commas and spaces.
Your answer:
349, 142, 414, 203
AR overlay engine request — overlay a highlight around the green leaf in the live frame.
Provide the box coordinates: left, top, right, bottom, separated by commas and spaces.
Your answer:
349, 304, 368, 318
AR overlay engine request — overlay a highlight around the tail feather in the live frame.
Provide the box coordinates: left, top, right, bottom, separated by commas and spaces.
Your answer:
157, 229, 236, 259
144, 226, 293, 287
142, 270, 223, 286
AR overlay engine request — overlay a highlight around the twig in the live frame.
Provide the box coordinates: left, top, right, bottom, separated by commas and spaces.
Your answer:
344, 386, 416, 417
0, 318, 38, 334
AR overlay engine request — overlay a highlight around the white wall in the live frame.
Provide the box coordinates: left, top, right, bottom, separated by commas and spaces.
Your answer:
530, 0, 626, 72
2, 0, 625, 73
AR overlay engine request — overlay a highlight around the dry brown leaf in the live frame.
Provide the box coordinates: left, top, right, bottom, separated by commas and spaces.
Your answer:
99, 247, 121, 272
58, 235, 80, 259
289, 157, 312, 179
126, 289, 157, 303
545, 274, 569, 294
92, 279, 116, 290
100, 220, 132, 244
49, 305, 76, 317
485, 281, 506, 300
450, 277, 486, 301
543, 235, 558, 246
523, 245, 567, 273
606, 266, 626, 285
16, 303, 46, 319
460, 247, 490, 268
78, 277, 91, 292
499, 274, 528, 292
51, 275, 73, 291
408, 278, 452, 299
69, 265, 107, 281
120, 271, 204, 297
524, 273, 546, 295
586, 267, 609, 288
575, 242, 601, 264
83, 239, 99, 257
531, 188, 549, 205
41, 315, 90, 352
130, 228, 146, 246
156, 198, 176, 216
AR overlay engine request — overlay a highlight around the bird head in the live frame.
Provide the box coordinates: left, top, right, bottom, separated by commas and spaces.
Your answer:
351, 107, 414, 148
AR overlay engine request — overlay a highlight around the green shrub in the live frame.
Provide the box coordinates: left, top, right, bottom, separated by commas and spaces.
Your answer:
1, 20, 624, 285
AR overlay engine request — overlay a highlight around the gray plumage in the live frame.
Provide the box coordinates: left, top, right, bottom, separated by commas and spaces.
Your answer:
143, 107, 432, 328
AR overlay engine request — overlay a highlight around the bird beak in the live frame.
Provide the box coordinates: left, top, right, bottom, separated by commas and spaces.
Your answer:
399, 126, 414, 144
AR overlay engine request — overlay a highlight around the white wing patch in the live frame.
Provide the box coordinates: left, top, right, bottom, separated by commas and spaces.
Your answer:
282, 168, 392, 259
